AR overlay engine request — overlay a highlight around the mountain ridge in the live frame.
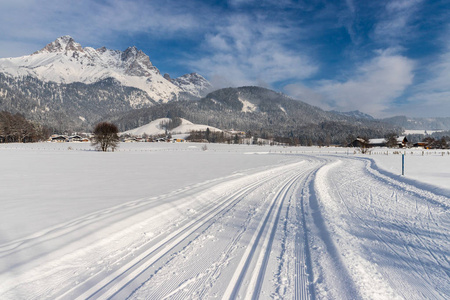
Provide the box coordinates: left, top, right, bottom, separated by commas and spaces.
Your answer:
0, 37, 411, 141
104, 86, 400, 145
382, 115, 450, 130
0, 36, 212, 102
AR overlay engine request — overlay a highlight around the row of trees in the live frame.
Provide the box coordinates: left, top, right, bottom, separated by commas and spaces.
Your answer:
0, 111, 50, 143
421, 136, 449, 149
0, 113, 120, 152
187, 128, 232, 143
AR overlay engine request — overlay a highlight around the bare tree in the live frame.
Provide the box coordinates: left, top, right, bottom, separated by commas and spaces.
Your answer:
91, 122, 120, 152
385, 133, 398, 148
359, 137, 371, 154
0, 111, 49, 143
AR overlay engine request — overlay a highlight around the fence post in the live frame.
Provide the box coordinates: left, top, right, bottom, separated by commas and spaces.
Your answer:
402, 154, 405, 176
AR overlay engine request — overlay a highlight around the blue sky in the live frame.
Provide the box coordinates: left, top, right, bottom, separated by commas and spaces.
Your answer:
0, 0, 449, 118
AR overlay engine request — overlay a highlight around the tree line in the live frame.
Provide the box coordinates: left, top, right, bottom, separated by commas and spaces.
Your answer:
0, 111, 50, 143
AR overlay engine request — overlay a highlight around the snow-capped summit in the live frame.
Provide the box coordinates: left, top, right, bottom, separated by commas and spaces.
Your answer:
120, 46, 160, 77
0, 36, 211, 103
171, 73, 212, 98
34, 35, 83, 54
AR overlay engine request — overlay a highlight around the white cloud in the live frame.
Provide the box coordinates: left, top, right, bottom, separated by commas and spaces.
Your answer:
385, 0, 422, 12
319, 51, 414, 116
0, 0, 203, 57
191, 14, 317, 88
373, 0, 423, 44
285, 50, 415, 117
283, 83, 330, 109
399, 44, 450, 117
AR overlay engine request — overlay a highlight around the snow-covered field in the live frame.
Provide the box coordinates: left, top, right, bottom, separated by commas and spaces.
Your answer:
0, 143, 449, 299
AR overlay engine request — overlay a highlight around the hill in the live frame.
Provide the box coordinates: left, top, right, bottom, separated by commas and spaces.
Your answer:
382, 116, 450, 131
105, 86, 400, 145
122, 118, 221, 136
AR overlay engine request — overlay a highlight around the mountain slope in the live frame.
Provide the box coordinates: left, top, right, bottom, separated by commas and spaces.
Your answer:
0, 36, 212, 131
331, 110, 375, 120
105, 86, 400, 145
0, 73, 156, 131
166, 73, 212, 99
0, 36, 211, 103
382, 116, 450, 130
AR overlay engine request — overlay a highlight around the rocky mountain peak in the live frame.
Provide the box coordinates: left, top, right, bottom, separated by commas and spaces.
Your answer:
34, 35, 83, 54
171, 72, 212, 98
96, 46, 108, 54
121, 46, 157, 76
174, 73, 209, 84
121, 46, 150, 61
1, 36, 212, 106
163, 73, 172, 81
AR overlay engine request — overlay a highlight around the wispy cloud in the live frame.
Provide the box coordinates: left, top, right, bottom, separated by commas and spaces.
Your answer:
0, 0, 205, 56
0, 0, 449, 118
283, 83, 328, 109
372, 0, 423, 45
285, 49, 415, 117
398, 38, 450, 117
190, 14, 317, 88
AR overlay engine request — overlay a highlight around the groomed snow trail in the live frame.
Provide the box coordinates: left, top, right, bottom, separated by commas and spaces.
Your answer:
1, 152, 449, 300
311, 156, 449, 299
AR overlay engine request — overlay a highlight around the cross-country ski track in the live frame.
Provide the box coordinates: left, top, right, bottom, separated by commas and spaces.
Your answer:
1, 152, 449, 299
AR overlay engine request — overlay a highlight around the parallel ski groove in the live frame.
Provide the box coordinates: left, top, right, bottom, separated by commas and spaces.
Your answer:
222, 168, 306, 300
249, 173, 303, 300
295, 166, 321, 300
71, 162, 304, 300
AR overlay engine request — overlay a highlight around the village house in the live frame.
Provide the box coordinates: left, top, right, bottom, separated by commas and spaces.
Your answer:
368, 138, 387, 147
396, 136, 409, 148
68, 135, 83, 142
51, 135, 68, 142
349, 136, 409, 148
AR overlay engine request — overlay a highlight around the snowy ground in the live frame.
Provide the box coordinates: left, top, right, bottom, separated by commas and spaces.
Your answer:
0, 143, 448, 299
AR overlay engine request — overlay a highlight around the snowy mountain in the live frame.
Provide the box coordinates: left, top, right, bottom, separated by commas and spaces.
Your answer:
382, 115, 450, 130
165, 73, 212, 99
0, 36, 212, 131
0, 36, 211, 103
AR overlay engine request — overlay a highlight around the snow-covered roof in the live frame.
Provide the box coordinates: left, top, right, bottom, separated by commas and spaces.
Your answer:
369, 138, 386, 145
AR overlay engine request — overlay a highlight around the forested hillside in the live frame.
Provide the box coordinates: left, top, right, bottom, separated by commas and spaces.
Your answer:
105, 86, 400, 145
